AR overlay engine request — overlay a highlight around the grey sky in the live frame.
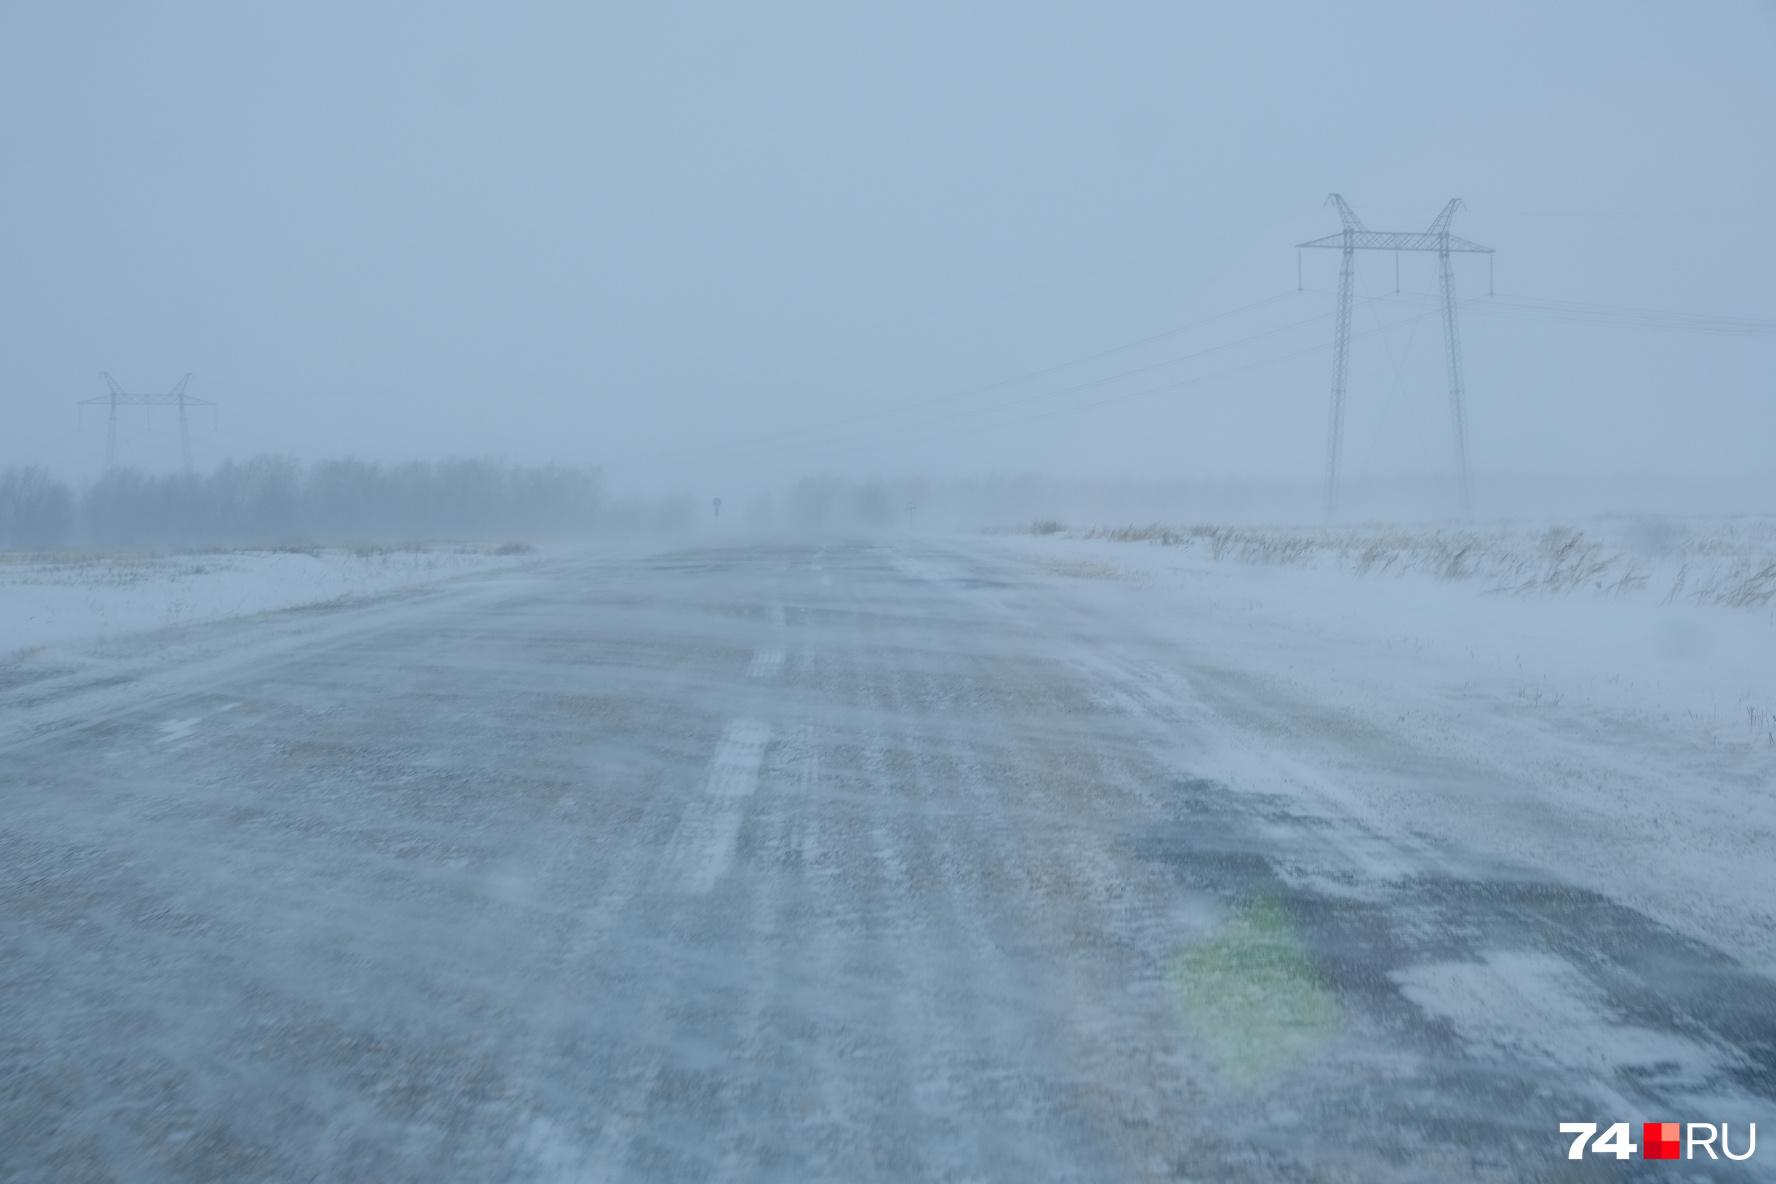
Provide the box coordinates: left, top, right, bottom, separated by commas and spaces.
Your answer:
2, 2, 1772, 502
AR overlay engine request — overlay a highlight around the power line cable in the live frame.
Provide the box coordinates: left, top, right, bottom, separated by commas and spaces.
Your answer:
839, 305, 1333, 445
679, 305, 1425, 468
662, 303, 1334, 465
807, 308, 1434, 459
1366, 291, 1776, 337
625, 289, 1308, 463
1475, 293, 1776, 336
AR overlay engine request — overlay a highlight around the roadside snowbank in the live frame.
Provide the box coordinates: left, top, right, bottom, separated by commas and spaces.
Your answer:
998, 517, 1776, 745
1018, 517, 1776, 606
0, 543, 540, 659
987, 518, 1776, 971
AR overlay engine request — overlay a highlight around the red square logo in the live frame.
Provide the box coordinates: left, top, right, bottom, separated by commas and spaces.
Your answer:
1645, 1122, 1680, 1160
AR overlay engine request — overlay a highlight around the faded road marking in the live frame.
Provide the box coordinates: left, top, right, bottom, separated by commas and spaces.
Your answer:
669, 719, 771, 894
156, 718, 201, 744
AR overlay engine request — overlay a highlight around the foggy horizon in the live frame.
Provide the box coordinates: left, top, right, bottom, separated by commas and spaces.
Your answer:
2, 2, 1772, 520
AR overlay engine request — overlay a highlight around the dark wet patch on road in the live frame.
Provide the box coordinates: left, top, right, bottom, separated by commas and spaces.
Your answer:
1128, 775, 1776, 1180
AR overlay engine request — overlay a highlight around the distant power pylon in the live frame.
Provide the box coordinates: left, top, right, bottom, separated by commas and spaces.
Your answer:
80, 373, 215, 473
1298, 196, 1493, 518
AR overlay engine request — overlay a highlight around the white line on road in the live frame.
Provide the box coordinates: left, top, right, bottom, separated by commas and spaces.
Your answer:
154, 718, 201, 744
745, 648, 784, 678
669, 719, 772, 894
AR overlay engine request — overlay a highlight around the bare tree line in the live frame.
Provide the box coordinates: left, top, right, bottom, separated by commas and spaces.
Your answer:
0, 456, 605, 550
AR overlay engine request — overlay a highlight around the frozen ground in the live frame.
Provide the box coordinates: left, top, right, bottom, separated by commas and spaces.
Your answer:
1, 531, 1772, 1182
0, 544, 541, 660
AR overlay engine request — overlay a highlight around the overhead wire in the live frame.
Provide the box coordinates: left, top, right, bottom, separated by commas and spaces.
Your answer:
767, 303, 1333, 453
816, 305, 1439, 458
661, 298, 1334, 466
628, 236, 1775, 469
625, 289, 1309, 464
1363, 290, 1776, 337
1473, 294, 1776, 337
701, 238, 1300, 408
683, 301, 1432, 468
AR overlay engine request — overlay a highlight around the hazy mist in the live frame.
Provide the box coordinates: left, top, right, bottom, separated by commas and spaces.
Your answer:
8, 12, 1776, 1176
2, 2, 1772, 521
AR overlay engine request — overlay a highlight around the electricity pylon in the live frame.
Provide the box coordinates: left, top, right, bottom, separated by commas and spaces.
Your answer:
1298, 196, 1493, 518
80, 373, 215, 473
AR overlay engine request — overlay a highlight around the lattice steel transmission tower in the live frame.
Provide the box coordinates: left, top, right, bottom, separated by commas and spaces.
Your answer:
80, 373, 215, 473
1298, 196, 1493, 518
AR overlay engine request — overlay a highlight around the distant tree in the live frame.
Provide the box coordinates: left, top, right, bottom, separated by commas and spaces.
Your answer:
72, 455, 605, 547
0, 467, 75, 550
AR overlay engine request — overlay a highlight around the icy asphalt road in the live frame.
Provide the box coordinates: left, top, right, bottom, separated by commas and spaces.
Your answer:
3, 542, 1772, 1182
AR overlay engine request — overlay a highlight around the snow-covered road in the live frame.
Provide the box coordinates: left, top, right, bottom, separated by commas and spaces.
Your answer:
2, 541, 1770, 1181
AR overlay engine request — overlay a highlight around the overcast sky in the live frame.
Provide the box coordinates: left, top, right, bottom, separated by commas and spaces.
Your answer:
1, 1, 1772, 504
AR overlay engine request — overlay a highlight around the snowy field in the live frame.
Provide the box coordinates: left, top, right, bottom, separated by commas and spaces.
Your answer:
0, 542, 543, 660
987, 519, 1776, 973
996, 515, 1776, 746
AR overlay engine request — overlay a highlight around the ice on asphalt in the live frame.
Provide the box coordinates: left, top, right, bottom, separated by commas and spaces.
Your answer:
3, 524, 1774, 1179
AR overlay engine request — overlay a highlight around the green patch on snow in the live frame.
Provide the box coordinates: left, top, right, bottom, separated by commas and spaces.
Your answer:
1168, 897, 1340, 1086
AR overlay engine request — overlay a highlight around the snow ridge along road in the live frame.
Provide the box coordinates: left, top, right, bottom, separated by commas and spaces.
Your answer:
1, 540, 1771, 1182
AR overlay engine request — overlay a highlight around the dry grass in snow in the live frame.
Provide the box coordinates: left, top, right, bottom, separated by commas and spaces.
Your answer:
1020, 518, 1776, 608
